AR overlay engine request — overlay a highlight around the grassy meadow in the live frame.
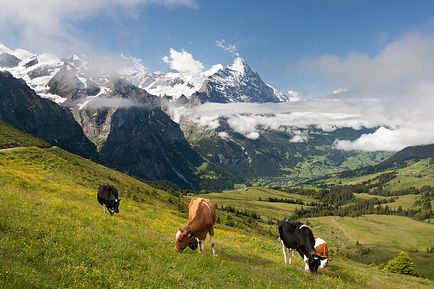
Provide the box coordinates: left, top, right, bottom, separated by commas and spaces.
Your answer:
198, 187, 317, 221
309, 215, 434, 279
0, 125, 433, 288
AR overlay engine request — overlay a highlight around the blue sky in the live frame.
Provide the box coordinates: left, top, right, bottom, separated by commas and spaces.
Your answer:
2, 0, 434, 94
75, 0, 434, 92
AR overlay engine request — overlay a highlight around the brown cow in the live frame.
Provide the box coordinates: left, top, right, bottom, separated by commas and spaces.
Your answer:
314, 237, 330, 268
175, 198, 217, 255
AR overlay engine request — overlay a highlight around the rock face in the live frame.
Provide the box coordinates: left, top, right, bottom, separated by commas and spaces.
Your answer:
0, 53, 21, 68
101, 106, 202, 189
97, 80, 203, 189
0, 71, 98, 159
192, 57, 281, 103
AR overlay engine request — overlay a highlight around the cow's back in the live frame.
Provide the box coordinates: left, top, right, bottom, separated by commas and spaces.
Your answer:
315, 238, 329, 258
188, 198, 216, 227
279, 220, 302, 248
97, 184, 109, 205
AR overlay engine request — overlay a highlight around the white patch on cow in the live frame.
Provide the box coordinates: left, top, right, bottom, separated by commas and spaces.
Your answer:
303, 255, 310, 272
315, 237, 326, 247
175, 230, 181, 240
299, 224, 310, 230
320, 258, 328, 268
115, 199, 118, 203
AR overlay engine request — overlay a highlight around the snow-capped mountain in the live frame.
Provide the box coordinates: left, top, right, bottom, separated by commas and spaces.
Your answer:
0, 44, 66, 103
192, 57, 288, 103
0, 44, 290, 106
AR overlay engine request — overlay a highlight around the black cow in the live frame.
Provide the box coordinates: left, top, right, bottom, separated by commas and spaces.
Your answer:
278, 219, 326, 273
97, 184, 120, 215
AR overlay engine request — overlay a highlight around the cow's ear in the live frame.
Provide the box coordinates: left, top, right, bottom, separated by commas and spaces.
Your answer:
178, 227, 184, 232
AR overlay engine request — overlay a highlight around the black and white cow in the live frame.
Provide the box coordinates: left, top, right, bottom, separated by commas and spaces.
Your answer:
97, 184, 120, 215
278, 219, 326, 273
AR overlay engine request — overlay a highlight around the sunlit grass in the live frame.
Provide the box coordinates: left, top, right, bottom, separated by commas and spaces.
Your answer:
0, 143, 432, 287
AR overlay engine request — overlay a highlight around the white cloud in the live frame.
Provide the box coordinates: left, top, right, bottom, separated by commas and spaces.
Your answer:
0, 0, 197, 54
332, 88, 348, 95
290, 130, 309, 143
218, 131, 230, 139
169, 100, 382, 142
300, 33, 434, 91
284, 33, 434, 151
162, 48, 204, 76
287, 90, 301, 101
215, 39, 239, 56
245, 132, 260, 140
168, 88, 434, 151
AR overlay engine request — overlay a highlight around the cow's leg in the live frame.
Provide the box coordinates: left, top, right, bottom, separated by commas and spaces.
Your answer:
288, 249, 294, 264
287, 249, 293, 265
209, 228, 216, 256
200, 240, 205, 252
197, 240, 204, 253
281, 240, 288, 264
303, 255, 310, 272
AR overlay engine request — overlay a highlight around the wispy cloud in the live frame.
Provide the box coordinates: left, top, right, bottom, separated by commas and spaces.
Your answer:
215, 39, 239, 57
0, 0, 197, 55
299, 33, 434, 91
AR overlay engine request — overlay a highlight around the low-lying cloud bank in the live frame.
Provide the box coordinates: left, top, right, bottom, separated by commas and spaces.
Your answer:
168, 95, 434, 151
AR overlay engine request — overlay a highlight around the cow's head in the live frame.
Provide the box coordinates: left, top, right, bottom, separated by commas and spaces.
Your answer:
306, 253, 327, 273
113, 198, 120, 214
319, 258, 329, 269
175, 227, 191, 252
107, 198, 121, 215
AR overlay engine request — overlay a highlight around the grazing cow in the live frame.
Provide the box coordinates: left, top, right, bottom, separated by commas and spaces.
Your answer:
315, 237, 330, 268
175, 198, 217, 255
97, 184, 120, 215
278, 219, 326, 273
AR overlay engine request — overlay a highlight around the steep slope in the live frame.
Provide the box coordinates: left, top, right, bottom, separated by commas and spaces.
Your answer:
0, 71, 98, 159
0, 44, 204, 189
0, 127, 431, 288
186, 123, 392, 188
98, 80, 203, 189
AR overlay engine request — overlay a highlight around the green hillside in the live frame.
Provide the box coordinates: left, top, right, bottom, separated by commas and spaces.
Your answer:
186, 125, 393, 189
0, 126, 432, 288
0, 121, 50, 149
338, 158, 434, 191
